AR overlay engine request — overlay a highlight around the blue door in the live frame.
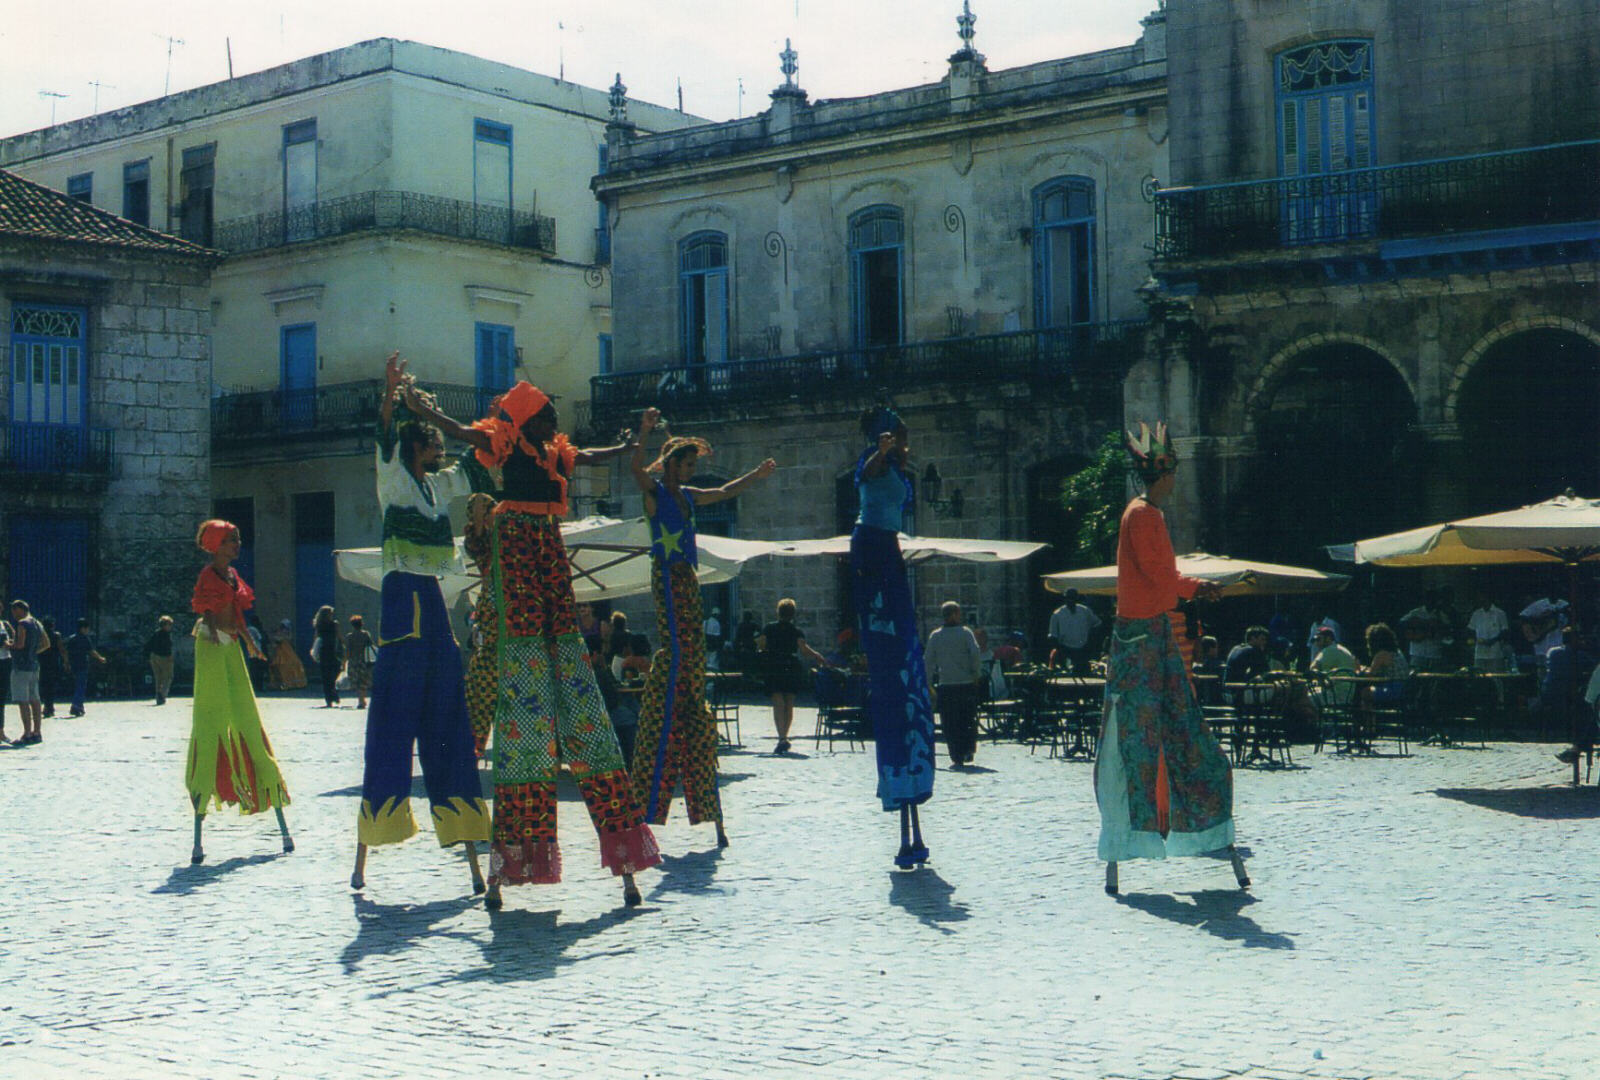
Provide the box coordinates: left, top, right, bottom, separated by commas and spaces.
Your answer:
475, 322, 515, 417
280, 324, 316, 430
292, 492, 335, 661
7, 516, 91, 629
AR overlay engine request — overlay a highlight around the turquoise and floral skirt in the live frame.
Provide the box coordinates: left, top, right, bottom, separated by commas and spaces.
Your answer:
1094, 612, 1234, 862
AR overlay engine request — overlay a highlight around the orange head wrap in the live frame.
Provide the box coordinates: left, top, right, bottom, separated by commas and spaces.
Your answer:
469, 381, 553, 469
196, 519, 237, 553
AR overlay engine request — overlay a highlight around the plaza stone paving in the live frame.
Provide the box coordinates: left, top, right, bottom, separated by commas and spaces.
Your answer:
2, 695, 1597, 1080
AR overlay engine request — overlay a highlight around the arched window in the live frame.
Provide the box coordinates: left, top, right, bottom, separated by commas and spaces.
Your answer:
849, 205, 904, 348
1276, 40, 1377, 242
1031, 177, 1096, 329
679, 231, 729, 364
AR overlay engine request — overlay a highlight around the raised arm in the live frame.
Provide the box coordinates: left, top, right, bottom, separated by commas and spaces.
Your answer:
629, 408, 661, 494
379, 352, 406, 434
860, 431, 895, 479
401, 382, 491, 451
687, 457, 777, 506
575, 424, 639, 468
798, 638, 830, 669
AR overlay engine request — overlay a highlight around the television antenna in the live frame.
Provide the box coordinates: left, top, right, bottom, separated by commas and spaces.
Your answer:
154, 34, 186, 96
38, 90, 67, 126
88, 80, 116, 114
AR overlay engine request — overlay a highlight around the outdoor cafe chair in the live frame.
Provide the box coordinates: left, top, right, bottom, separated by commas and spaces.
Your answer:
1231, 674, 1295, 768
812, 668, 866, 753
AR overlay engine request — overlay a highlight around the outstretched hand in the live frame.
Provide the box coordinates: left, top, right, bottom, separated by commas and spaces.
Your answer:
384, 352, 408, 395
639, 407, 661, 436
878, 431, 895, 455
754, 458, 777, 479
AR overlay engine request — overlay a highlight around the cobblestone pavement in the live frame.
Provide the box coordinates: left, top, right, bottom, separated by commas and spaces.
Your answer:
2, 694, 1597, 1079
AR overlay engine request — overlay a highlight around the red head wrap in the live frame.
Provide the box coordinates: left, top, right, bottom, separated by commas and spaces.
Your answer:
197, 519, 237, 553
469, 381, 552, 469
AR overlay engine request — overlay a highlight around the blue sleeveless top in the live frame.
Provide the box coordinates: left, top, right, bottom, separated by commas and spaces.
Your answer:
856, 469, 906, 532
648, 479, 699, 568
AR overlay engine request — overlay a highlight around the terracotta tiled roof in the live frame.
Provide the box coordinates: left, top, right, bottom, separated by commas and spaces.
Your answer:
0, 168, 218, 257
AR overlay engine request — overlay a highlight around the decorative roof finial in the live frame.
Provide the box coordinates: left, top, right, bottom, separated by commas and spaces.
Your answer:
608, 73, 628, 124
957, 2, 978, 51
780, 38, 799, 89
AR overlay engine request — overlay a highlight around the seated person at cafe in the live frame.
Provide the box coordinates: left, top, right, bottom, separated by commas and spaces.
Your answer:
1309, 625, 1359, 673
1047, 590, 1101, 675
1401, 590, 1455, 672
1225, 626, 1271, 685
1190, 635, 1226, 705
1547, 629, 1598, 766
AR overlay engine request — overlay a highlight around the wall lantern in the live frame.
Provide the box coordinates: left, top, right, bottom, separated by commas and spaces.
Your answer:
921, 463, 964, 518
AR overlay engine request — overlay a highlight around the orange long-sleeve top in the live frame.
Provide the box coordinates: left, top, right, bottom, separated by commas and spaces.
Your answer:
1116, 497, 1204, 619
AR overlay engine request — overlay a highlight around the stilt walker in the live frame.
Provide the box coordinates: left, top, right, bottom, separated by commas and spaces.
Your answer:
628, 408, 776, 849
402, 381, 661, 910
850, 406, 937, 869
351, 354, 492, 894
1095, 422, 1248, 896
187, 520, 292, 863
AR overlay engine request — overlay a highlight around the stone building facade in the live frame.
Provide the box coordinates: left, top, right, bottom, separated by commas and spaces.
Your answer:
0, 40, 701, 649
590, 12, 1170, 645
1138, 1, 1600, 570
0, 168, 218, 670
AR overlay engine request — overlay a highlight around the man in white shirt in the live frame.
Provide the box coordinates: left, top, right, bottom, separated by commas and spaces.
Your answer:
926, 601, 983, 767
1048, 589, 1102, 674
1309, 625, 1358, 673
1466, 592, 1513, 673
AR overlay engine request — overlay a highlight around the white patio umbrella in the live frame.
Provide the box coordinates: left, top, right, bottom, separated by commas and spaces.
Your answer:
335, 516, 781, 605
1352, 492, 1600, 568
1042, 552, 1349, 598
768, 534, 1047, 564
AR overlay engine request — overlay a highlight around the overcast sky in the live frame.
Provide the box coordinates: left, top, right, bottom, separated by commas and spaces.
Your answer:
2, 0, 1159, 136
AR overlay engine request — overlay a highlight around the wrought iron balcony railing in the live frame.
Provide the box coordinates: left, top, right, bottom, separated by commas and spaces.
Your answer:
0, 423, 114, 477
212, 191, 557, 256
589, 322, 1144, 425
212, 379, 489, 444
1154, 139, 1600, 260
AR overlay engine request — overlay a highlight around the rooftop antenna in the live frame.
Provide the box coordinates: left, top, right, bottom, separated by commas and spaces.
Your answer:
677, 77, 684, 112
557, 21, 564, 82
154, 34, 186, 96
38, 90, 67, 126
737, 76, 744, 118
226, 38, 234, 79
88, 80, 115, 114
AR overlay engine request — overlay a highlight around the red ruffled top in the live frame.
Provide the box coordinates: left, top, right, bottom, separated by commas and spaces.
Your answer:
192, 565, 255, 629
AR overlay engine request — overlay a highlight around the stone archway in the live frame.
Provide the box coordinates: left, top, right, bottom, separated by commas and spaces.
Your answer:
1453, 325, 1600, 509
1228, 341, 1418, 566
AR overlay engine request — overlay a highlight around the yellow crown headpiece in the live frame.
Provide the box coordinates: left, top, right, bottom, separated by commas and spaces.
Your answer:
1125, 421, 1178, 481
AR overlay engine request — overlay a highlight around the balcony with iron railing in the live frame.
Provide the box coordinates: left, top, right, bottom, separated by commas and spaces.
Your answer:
0, 423, 114, 483
212, 191, 557, 256
1154, 140, 1600, 262
588, 322, 1144, 427
211, 379, 489, 445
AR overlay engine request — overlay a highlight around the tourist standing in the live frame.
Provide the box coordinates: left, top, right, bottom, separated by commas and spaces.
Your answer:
344, 615, 375, 711
64, 618, 105, 717
8, 602, 45, 746
1048, 589, 1102, 674
312, 606, 344, 707
927, 601, 983, 768
146, 615, 176, 705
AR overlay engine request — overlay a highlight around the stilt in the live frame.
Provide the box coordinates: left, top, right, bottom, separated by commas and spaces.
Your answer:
351, 842, 368, 890
908, 804, 929, 864
715, 823, 729, 849
894, 804, 915, 869
274, 805, 294, 853
191, 796, 206, 865
622, 872, 642, 907
464, 842, 486, 894
484, 881, 503, 911
1228, 844, 1250, 889
1104, 861, 1118, 896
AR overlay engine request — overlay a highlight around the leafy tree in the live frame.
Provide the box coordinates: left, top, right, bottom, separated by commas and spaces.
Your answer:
1057, 431, 1128, 568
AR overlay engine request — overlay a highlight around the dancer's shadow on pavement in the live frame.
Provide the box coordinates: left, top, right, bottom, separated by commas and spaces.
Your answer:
1116, 889, 1294, 949
649, 848, 725, 899
153, 852, 283, 895
1434, 786, 1600, 820
341, 893, 481, 974
888, 868, 970, 935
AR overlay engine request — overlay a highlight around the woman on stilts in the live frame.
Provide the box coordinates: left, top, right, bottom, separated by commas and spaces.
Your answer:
401, 380, 661, 910
187, 520, 293, 863
628, 408, 776, 850
851, 406, 937, 869
1095, 422, 1247, 896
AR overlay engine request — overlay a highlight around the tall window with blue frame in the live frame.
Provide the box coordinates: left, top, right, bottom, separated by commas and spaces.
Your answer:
283, 119, 317, 242
680, 231, 729, 366
1276, 39, 1377, 243
122, 160, 150, 227
9, 304, 88, 471
280, 323, 316, 430
473, 119, 512, 243
475, 322, 515, 417
179, 143, 215, 246
849, 206, 904, 349
1031, 177, 1096, 331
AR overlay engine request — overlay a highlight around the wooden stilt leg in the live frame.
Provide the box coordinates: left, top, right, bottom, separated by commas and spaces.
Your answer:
351, 842, 368, 890
464, 843, 485, 895
622, 872, 642, 907
1229, 845, 1250, 889
275, 805, 294, 853
1104, 861, 1118, 896
191, 799, 205, 865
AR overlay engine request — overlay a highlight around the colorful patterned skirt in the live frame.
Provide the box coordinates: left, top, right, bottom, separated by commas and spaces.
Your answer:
850, 524, 936, 811
488, 509, 660, 886
357, 572, 490, 848
187, 633, 289, 815
1094, 612, 1234, 862
632, 560, 722, 827
465, 580, 498, 758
